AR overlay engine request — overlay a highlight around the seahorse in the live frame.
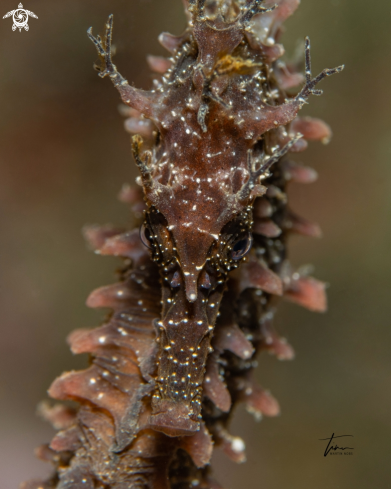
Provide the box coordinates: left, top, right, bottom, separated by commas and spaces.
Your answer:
22, 1, 343, 488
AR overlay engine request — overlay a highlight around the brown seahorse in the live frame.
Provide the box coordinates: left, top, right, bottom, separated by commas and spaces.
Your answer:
22, 1, 343, 488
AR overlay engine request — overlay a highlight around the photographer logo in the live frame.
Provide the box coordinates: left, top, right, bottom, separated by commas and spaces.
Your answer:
3, 3, 38, 32
319, 433, 354, 457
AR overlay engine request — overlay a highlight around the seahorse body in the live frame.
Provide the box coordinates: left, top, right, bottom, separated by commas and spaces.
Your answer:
22, 1, 342, 488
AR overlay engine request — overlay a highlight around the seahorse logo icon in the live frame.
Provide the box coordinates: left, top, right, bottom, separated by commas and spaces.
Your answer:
3, 3, 38, 32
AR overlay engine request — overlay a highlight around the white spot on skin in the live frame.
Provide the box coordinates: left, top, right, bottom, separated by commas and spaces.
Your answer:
231, 437, 246, 453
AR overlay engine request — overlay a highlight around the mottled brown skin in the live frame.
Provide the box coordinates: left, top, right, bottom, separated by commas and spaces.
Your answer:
87, 3, 341, 436
23, 1, 343, 488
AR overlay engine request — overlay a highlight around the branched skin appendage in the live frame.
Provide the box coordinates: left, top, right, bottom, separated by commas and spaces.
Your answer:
24, 1, 343, 488
87, 15, 155, 117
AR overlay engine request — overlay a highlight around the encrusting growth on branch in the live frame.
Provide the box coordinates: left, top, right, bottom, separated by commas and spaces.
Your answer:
23, 1, 343, 488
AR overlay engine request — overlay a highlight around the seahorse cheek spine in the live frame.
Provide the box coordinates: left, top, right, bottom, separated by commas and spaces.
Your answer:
22, 1, 343, 488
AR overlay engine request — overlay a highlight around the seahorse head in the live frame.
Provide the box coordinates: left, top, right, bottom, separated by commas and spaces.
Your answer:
136, 100, 263, 435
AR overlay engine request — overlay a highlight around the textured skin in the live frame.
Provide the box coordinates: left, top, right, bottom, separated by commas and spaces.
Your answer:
22, 1, 343, 488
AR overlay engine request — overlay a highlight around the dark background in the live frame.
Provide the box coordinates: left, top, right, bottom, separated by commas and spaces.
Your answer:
0, 1, 390, 488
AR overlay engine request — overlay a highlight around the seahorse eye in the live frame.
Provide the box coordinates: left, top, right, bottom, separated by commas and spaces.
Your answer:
140, 223, 154, 249
231, 233, 253, 261
170, 271, 181, 288
200, 271, 212, 289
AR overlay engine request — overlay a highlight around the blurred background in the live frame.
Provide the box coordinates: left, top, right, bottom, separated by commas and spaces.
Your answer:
0, 0, 390, 488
